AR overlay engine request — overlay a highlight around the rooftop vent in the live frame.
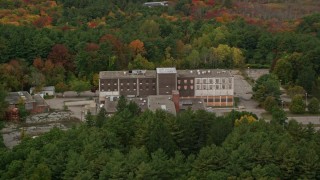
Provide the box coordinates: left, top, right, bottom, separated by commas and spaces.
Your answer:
132, 70, 146, 75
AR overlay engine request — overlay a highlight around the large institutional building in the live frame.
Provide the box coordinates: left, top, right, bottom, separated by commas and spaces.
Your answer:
99, 68, 234, 107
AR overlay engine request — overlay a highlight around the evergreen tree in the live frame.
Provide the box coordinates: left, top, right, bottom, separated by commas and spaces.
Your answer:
289, 95, 306, 114
116, 95, 127, 113
307, 97, 319, 114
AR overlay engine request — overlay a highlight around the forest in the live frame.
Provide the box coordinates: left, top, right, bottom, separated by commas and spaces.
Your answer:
0, 99, 320, 179
0, 0, 320, 178
0, 0, 319, 97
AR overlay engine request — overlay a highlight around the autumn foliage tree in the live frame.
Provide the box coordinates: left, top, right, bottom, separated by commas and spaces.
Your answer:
47, 44, 73, 71
129, 39, 146, 56
33, 16, 52, 28
33, 57, 44, 70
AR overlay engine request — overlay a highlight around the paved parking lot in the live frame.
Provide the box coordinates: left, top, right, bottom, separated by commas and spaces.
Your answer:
212, 70, 266, 118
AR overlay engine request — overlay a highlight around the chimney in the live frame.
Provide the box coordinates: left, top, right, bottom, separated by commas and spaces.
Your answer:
172, 90, 180, 113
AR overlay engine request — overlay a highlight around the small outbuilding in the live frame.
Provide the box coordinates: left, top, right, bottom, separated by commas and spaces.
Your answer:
30, 86, 55, 96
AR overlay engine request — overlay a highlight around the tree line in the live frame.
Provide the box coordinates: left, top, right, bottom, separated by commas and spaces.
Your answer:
0, 99, 319, 179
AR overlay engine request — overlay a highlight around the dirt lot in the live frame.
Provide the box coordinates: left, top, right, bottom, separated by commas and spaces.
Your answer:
1, 97, 95, 149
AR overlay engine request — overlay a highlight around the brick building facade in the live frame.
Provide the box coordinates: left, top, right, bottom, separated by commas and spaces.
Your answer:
99, 68, 234, 107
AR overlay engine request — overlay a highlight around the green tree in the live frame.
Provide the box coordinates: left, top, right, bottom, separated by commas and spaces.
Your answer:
0, 85, 8, 121
289, 95, 306, 114
116, 95, 127, 113
85, 111, 94, 126
186, 49, 200, 68
30, 163, 52, 180
17, 98, 28, 122
212, 44, 232, 68
263, 96, 279, 112
296, 65, 316, 93
69, 79, 90, 96
55, 82, 69, 96
140, 20, 160, 38
253, 74, 281, 103
146, 110, 177, 156
128, 54, 155, 70
96, 108, 107, 127
273, 58, 293, 85
287, 85, 305, 99
271, 107, 287, 125
307, 97, 319, 114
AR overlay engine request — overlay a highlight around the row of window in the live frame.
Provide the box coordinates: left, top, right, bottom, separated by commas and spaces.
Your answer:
101, 84, 232, 92
120, 88, 155, 91
178, 85, 194, 90
195, 78, 232, 84
101, 89, 117, 92
102, 82, 156, 86
101, 88, 156, 92
196, 84, 232, 90
178, 79, 194, 84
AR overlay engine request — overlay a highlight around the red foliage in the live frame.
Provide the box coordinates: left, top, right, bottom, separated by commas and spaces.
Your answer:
129, 39, 145, 55
33, 16, 52, 28
99, 34, 123, 52
88, 22, 97, 28
33, 58, 44, 70
48, 44, 69, 64
190, 0, 215, 19
60, 25, 72, 31
85, 43, 100, 52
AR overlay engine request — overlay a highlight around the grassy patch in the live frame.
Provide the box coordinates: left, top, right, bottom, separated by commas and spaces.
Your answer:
261, 112, 272, 120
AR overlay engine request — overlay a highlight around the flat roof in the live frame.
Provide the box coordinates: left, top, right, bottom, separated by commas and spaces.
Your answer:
100, 70, 156, 79
100, 69, 233, 79
30, 86, 55, 91
156, 67, 177, 74
5, 91, 35, 105
179, 98, 205, 111
148, 95, 176, 115
177, 69, 233, 78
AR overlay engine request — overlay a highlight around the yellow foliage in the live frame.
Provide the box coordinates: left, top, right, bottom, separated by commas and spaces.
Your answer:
161, 13, 178, 21
108, 11, 115, 18
234, 115, 257, 126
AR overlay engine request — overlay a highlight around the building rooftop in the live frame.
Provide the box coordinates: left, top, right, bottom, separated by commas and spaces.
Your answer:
5, 91, 35, 105
179, 98, 205, 111
99, 70, 156, 79
177, 69, 233, 78
147, 95, 176, 115
104, 96, 149, 114
156, 67, 177, 74
100, 69, 233, 79
30, 86, 55, 92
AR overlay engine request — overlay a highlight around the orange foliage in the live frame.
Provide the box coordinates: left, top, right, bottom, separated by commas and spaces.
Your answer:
43, 59, 54, 72
33, 58, 44, 70
129, 39, 146, 55
215, 16, 224, 23
33, 16, 52, 28
161, 13, 178, 21
88, 21, 98, 28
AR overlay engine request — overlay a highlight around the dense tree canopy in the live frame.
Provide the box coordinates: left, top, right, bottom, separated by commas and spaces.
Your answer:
0, 1, 319, 97
1, 105, 320, 179
1, 2, 320, 178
